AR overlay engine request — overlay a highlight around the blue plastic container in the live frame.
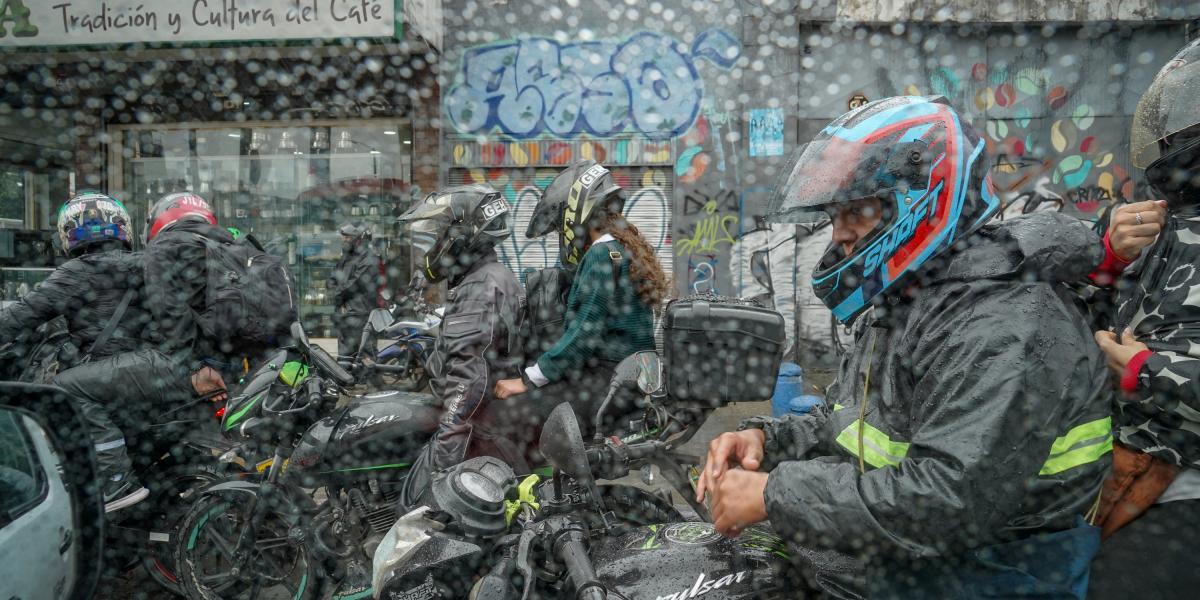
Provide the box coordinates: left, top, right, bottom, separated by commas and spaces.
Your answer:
771, 362, 823, 417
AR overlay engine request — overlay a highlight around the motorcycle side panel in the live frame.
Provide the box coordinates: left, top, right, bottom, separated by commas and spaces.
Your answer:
222, 349, 290, 432
591, 522, 790, 599
290, 391, 441, 474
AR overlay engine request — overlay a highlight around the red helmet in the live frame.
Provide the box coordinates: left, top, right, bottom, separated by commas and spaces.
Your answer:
146, 192, 216, 242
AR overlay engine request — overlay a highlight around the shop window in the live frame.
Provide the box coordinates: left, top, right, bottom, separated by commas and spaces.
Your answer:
113, 121, 416, 337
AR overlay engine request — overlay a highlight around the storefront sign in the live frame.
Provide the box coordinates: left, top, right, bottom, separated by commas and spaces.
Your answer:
0, 0, 396, 47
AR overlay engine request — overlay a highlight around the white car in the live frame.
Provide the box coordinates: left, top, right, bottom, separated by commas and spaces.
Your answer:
0, 383, 105, 600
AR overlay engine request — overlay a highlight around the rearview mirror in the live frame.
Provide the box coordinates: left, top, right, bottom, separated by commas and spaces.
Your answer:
367, 309, 393, 334
0, 383, 104, 600
290, 321, 309, 346
540, 403, 590, 482
634, 352, 665, 398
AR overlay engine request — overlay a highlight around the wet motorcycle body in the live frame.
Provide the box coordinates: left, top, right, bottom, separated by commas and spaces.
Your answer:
290, 390, 441, 478
591, 523, 789, 599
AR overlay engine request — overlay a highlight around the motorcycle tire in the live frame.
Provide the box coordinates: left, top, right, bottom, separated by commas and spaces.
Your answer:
174, 490, 319, 600
597, 484, 686, 531
139, 463, 229, 596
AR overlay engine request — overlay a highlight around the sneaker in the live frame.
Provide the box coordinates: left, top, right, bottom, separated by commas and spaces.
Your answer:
103, 476, 149, 513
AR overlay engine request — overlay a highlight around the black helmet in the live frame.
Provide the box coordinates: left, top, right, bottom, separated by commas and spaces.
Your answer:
1132, 38, 1200, 207
338, 222, 370, 253
339, 222, 371, 241
531, 160, 625, 269
398, 185, 511, 285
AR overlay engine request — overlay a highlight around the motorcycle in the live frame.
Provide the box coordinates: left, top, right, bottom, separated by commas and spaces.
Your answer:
173, 321, 441, 599
173, 330, 716, 599
373, 391, 795, 599
339, 304, 442, 392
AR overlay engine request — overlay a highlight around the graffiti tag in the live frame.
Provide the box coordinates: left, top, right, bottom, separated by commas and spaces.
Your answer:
444, 29, 740, 138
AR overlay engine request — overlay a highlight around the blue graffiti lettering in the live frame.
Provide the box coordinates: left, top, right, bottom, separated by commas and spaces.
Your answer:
445, 29, 740, 139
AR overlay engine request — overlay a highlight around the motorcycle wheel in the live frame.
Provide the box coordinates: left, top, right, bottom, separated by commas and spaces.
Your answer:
376, 354, 427, 392
597, 484, 686, 530
140, 463, 229, 596
174, 491, 319, 600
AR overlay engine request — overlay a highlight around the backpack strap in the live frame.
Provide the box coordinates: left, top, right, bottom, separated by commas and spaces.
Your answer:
88, 288, 135, 356
607, 244, 624, 313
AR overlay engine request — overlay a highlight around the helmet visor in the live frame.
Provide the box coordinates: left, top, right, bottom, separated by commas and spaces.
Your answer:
1132, 53, 1200, 168
766, 134, 905, 225
398, 193, 454, 254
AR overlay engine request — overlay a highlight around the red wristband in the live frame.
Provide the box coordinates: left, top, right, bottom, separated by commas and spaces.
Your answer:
1120, 349, 1153, 393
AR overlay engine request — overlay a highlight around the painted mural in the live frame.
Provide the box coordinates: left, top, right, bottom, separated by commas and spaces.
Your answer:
444, 28, 741, 139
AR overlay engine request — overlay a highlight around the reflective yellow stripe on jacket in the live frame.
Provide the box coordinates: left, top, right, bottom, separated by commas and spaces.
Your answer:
835, 420, 910, 469
833, 415, 1112, 475
1039, 417, 1113, 476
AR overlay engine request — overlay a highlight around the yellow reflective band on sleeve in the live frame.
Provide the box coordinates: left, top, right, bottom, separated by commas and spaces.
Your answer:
836, 420, 910, 469
833, 403, 846, 411
1040, 417, 1113, 476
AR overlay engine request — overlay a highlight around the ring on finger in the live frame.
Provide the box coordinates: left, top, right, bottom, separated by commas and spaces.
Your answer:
1135, 212, 1144, 225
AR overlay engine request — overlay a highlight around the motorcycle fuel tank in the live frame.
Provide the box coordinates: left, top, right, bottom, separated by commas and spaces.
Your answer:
290, 390, 441, 474
591, 522, 791, 600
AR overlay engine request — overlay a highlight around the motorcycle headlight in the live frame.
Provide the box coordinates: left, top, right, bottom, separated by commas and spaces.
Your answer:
370, 506, 441, 597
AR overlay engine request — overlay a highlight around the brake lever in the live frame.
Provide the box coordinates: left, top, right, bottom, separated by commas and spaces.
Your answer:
515, 527, 537, 600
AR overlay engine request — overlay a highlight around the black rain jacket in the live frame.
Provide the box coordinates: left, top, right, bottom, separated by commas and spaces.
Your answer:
0, 249, 152, 359
426, 252, 524, 464
753, 212, 1112, 590
144, 220, 238, 370
329, 244, 382, 316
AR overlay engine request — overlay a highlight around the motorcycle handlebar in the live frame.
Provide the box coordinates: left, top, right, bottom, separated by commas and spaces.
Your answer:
553, 521, 606, 600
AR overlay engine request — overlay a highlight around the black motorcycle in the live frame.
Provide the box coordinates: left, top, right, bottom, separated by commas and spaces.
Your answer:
373, 398, 795, 599
173, 326, 718, 599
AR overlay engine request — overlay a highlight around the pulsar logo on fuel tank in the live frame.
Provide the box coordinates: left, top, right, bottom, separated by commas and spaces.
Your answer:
654, 570, 748, 600
863, 186, 940, 278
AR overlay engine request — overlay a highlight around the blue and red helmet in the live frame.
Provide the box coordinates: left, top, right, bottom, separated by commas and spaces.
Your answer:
768, 96, 999, 323
56, 192, 133, 257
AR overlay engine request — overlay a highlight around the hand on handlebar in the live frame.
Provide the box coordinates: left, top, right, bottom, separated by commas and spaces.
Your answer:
694, 429, 765, 503
191, 366, 228, 403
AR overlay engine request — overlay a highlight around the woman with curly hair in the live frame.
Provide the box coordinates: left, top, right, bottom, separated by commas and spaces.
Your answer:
494, 160, 669, 437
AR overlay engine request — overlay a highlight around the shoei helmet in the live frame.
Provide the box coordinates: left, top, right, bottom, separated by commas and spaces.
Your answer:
56, 191, 133, 257
146, 192, 216, 242
398, 185, 511, 284
767, 96, 998, 323
530, 160, 624, 269
1132, 37, 1200, 206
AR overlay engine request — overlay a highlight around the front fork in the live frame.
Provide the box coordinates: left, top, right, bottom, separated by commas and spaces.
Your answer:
228, 442, 295, 576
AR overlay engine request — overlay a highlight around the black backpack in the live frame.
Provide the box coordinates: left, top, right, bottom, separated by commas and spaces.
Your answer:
195, 233, 297, 346
524, 265, 574, 356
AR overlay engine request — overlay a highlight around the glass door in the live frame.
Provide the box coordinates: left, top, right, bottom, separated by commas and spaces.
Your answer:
112, 120, 416, 336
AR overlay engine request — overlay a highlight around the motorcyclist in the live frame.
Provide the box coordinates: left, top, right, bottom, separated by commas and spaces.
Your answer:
51, 193, 231, 512
695, 96, 1113, 598
0, 192, 154, 511
493, 160, 669, 438
396, 185, 524, 504
1085, 38, 1200, 598
328, 222, 384, 360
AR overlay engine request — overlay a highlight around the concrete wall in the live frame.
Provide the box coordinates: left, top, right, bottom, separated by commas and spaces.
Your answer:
440, 0, 1192, 353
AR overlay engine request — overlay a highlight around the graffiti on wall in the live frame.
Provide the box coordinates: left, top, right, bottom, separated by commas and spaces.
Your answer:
453, 167, 673, 279
897, 61, 1134, 216
444, 29, 741, 139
